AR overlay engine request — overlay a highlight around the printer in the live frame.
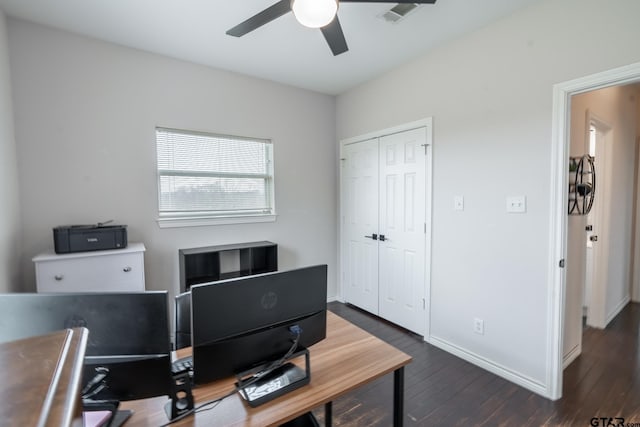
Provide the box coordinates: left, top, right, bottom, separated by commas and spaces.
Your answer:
53, 223, 128, 254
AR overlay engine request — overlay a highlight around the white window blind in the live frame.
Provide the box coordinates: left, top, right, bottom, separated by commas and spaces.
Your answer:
156, 127, 274, 222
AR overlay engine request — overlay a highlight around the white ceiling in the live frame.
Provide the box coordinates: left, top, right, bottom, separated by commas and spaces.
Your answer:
0, 0, 542, 95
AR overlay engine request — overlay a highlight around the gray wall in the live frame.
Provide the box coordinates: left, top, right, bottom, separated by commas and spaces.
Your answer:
7, 19, 338, 300
0, 10, 20, 292
335, 0, 640, 396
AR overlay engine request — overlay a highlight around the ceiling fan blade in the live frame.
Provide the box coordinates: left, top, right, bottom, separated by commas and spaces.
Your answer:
320, 17, 349, 56
340, 0, 436, 3
226, 0, 292, 37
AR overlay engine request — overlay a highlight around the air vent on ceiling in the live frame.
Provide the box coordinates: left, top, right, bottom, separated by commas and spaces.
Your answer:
380, 3, 420, 23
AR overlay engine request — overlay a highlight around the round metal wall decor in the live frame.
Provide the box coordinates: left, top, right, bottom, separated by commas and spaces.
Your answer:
568, 155, 596, 215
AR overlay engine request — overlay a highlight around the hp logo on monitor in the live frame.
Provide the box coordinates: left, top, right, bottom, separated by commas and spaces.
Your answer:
261, 291, 278, 310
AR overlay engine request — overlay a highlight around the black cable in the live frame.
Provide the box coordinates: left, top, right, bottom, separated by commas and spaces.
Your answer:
158, 328, 302, 427
156, 388, 237, 427
239, 328, 301, 386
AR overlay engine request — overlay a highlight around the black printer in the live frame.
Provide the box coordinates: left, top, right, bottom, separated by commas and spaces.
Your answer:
53, 223, 128, 254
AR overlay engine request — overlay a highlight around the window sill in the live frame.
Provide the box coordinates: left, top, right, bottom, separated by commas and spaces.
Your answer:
156, 214, 277, 228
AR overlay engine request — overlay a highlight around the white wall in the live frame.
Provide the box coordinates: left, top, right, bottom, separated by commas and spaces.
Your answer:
7, 19, 338, 300
336, 0, 640, 396
0, 10, 21, 293
564, 84, 639, 361
634, 93, 640, 302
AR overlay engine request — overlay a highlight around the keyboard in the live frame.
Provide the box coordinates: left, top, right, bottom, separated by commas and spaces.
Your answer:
172, 356, 193, 376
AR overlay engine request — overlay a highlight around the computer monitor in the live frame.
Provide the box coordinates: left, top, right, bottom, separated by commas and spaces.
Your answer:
191, 264, 327, 385
0, 291, 172, 402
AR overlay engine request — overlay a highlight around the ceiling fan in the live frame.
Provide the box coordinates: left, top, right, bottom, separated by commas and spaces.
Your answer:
226, 0, 437, 56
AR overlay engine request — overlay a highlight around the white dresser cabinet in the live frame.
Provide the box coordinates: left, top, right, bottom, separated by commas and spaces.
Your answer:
33, 243, 146, 292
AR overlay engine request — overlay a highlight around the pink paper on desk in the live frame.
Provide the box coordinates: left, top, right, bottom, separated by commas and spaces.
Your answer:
83, 410, 112, 427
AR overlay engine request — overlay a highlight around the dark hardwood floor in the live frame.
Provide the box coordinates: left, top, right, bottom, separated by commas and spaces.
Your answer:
313, 301, 640, 426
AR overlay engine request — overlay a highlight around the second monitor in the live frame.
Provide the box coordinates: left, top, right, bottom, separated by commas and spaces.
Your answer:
0, 291, 172, 402
190, 264, 327, 386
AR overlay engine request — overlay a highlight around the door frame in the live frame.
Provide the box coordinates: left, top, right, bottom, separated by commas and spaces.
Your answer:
633, 136, 640, 302
549, 61, 640, 400
584, 111, 613, 329
338, 117, 433, 340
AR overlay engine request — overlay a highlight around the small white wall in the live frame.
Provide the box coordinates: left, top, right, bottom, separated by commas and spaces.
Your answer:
0, 10, 21, 293
563, 215, 586, 361
336, 0, 640, 396
8, 19, 338, 299
633, 90, 640, 302
599, 87, 638, 322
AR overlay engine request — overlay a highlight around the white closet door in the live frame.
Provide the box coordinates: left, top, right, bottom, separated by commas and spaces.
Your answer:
378, 127, 427, 335
342, 138, 380, 314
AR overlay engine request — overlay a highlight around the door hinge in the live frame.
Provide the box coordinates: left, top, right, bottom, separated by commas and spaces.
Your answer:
421, 143, 429, 155
559, 259, 565, 268
424, 223, 426, 234
422, 298, 426, 309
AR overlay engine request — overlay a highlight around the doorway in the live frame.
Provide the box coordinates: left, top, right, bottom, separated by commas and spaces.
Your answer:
565, 88, 638, 365
549, 62, 640, 400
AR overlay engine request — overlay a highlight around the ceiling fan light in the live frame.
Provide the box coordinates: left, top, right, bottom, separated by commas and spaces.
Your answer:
291, 0, 338, 28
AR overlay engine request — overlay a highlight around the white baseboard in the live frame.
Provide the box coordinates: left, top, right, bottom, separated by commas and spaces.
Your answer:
562, 343, 581, 369
605, 295, 631, 327
429, 335, 550, 398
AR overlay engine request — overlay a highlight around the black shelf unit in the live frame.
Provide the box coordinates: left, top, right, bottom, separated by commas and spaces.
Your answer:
179, 241, 277, 292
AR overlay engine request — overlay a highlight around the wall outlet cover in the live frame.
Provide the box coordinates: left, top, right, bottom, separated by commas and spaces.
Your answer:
473, 318, 484, 335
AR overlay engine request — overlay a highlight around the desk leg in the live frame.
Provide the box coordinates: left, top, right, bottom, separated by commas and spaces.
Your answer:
324, 401, 332, 427
393, 367, 405, 427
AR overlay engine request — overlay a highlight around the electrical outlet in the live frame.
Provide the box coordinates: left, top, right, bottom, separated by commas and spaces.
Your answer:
473, 318, 484, 335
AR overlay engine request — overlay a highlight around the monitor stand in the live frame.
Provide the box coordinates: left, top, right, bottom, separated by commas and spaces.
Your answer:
235, 348, 310, 408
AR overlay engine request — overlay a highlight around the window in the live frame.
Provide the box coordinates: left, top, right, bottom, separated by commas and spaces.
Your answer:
156, 127, 275, 227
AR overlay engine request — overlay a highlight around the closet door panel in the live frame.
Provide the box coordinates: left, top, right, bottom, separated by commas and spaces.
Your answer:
342, 138, 379, 314
379, 128, 427, 335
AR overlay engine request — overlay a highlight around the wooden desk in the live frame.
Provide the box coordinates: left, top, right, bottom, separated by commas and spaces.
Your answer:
0, 328, 88, 427
122, 311, 412, 426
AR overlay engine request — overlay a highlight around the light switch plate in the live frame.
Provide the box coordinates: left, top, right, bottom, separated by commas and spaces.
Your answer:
454, 196, 464, 211
506, 196, 526, 213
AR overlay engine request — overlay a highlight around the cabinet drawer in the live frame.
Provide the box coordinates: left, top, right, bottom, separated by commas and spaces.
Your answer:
35, 251, 144, 293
